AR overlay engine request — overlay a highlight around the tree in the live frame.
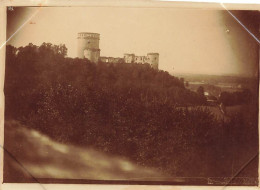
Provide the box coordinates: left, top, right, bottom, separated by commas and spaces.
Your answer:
197, 86, 204, 96
7, 43, 237, 178
185, 81, 189, 87
180, 77, 184, 86
219, 89, 252, 106
197, 86, 206, 104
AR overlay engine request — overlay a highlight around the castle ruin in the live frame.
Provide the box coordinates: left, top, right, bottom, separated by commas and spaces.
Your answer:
124, 53, 159, 70
77, 32, 100, 63
77, 32, 159, 69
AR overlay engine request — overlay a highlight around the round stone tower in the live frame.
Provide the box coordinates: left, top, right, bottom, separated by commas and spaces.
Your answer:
147, 53, 159, 70
77, 32, 100, 63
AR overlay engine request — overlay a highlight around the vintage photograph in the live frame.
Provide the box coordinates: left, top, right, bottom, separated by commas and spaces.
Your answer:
3, 6, 259, 185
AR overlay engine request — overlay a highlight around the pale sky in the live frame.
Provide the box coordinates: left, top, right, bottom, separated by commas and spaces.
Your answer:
7, 7, 259, 77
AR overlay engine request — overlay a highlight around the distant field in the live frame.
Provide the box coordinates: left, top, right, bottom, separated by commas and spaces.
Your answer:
173, 73, 256, 85
174, 73, 258, 97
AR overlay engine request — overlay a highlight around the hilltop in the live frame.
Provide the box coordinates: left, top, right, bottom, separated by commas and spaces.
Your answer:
4, 43, 259, 183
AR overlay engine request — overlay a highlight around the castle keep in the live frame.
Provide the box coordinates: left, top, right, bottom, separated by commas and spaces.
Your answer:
77, 32, 100, 63
77, 32, 159, 69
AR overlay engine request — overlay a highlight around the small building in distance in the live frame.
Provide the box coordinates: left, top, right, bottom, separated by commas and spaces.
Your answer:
204, 91, 218, 106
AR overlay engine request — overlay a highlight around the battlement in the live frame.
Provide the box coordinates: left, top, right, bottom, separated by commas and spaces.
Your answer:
77, 32, 100, 39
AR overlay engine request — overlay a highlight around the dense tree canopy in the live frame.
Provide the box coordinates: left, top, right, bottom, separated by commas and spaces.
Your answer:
219, 89, 252, 106
4, 44, 258, 180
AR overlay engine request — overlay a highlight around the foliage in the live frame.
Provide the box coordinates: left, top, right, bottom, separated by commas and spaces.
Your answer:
4, 44, 258, 178
219, 89, 252, 106
196, 86, 207, 104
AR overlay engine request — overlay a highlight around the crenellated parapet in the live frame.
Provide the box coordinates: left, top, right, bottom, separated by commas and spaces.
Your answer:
77, 32, 100, 40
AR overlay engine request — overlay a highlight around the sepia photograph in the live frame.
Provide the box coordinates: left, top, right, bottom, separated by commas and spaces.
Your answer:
2, 4, 259, 186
